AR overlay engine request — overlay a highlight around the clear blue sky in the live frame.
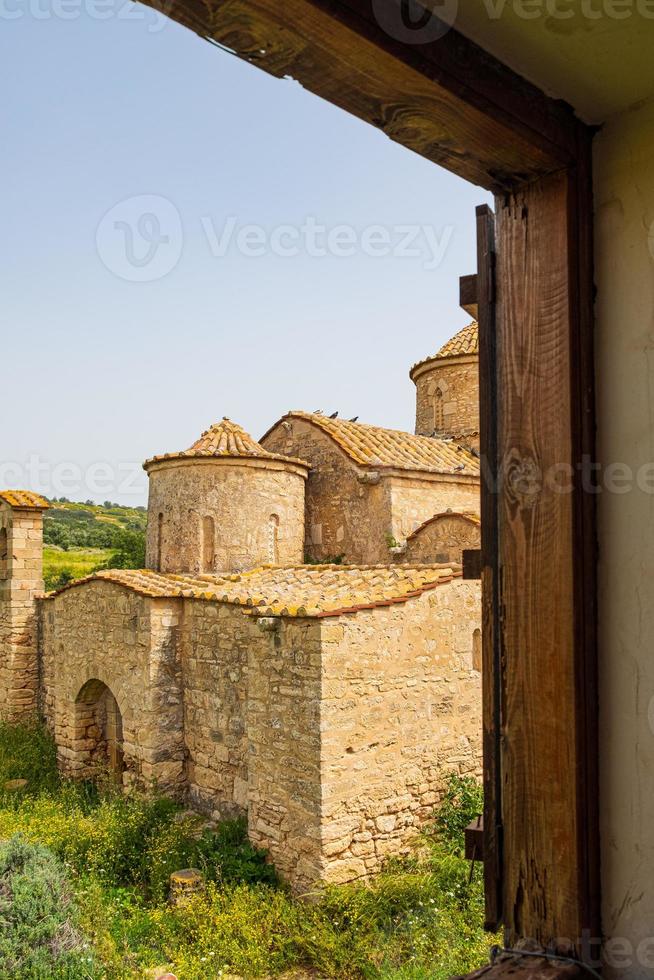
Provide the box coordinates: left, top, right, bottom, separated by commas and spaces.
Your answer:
2, 1, 491, 505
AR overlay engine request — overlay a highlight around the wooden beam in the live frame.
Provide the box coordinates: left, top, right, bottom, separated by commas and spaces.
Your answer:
475, 203, 503, 934
462, 548, 482, 580
494, 167, 598, 949
460, 273, 478, 319
465, 816, 485, 862
145, 0, 585, 191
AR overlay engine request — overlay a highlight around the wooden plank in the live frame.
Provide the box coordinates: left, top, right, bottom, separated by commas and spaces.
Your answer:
462, 548, 482, 581
475, 203, 503, 933
567, 128, 601, 950
459, 952, 584, 980
145, 0, 584, 191
460, 274, 478, 320
465, 816, 484, 862
494, 173, 596, 948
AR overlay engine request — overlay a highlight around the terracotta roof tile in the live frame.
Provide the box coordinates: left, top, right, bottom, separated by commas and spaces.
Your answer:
410, 321, 478, 378
144, 418, 310, 471
264, 413, 479, 476
46, 564, 461, 619
0, 490, 50, 511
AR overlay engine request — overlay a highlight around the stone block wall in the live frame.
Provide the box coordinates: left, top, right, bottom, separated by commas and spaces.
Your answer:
38, 575, 481, 892
262, 419, 480, 565
0, 503, 45, 719
413, 356, 479, 446
403, 514, 481, 565
317, 580, 482, 884
146, 459, 307, 574
388, 477, 480, 546
179, 601, 255, 819
262, 418, 392, 564
40, 582, 185, 794
246, 617, 324, 888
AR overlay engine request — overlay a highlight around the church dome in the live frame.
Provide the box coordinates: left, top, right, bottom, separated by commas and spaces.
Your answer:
410, 321, 480, 444
435, 321, 478, 359
144, 419, 309, 575
144, 417, 309, 471
409, 320, 478, 380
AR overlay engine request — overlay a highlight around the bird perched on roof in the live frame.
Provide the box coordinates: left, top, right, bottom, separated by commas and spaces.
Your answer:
329, 411, 339, 419
313, 409, 323, 415
348, 416, 359, 423
453, 463, 466, 472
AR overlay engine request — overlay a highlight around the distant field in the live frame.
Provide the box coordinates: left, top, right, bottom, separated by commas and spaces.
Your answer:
43, 547, 114, 592
41, 500, 147, 591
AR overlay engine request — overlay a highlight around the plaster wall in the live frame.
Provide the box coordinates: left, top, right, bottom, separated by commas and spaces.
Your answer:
595, 94, 654, 977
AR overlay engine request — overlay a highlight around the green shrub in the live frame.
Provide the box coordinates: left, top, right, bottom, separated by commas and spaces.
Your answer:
0, 836, 94, 978
0, 719, 61, 797
432, 773, 483, 856
0, 723, 494, 978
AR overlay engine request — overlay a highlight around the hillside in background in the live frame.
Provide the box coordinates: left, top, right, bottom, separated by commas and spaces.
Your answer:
43, 500, 147, 591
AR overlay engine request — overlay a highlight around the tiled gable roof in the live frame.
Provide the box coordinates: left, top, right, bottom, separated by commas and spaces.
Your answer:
0, 490, 50, 511
144, 418, 309, 471
264, 412, 479, 477
46, 563, 461, 619
410, 321, 478, 378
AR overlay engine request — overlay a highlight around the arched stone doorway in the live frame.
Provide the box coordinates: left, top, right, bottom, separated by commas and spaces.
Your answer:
73, 679, 126, 780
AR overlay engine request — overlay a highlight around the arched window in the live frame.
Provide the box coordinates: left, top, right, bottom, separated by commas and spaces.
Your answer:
202, 516, 216, 573
268, 514, 280, 564
472, 628, 482, 672
156, 513, 164, 571
433, 387, 444, 432
0, 527, 8, 580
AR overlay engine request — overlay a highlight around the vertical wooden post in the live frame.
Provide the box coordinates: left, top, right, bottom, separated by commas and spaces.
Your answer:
494, 170, 598, 951
475, 205, 504, 933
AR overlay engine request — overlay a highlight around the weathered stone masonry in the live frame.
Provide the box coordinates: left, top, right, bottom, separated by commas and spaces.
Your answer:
0, 492, 48, 720
262, 412, 480, 564
38, 566, 481, 891
0, 317, 483, 890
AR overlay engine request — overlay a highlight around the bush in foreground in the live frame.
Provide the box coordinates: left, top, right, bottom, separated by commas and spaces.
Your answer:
0, 722, 493, 978
0, 836, 93, 979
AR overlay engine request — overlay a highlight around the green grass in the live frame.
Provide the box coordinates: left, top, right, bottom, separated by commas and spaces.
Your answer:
43, 548, 114, 592
0, 721, 495, 979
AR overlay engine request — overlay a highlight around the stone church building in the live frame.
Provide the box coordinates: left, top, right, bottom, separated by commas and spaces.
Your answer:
0, 320, 483, 890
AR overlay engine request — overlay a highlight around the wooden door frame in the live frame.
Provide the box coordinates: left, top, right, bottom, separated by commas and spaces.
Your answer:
141, 0, 599, 952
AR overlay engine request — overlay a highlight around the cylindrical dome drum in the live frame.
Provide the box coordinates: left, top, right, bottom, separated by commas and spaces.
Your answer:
144, 419, 310, 575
